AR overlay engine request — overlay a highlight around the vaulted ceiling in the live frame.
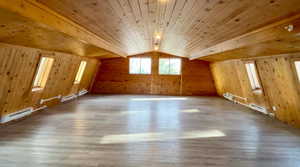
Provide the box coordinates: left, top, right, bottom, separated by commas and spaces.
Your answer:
35, 0, 300, 58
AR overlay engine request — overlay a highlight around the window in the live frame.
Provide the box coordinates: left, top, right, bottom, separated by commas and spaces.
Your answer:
159, 58, 181, 75
294, 61, 300, 81
129, 57, 151, 74
74, 61, 87, 84
32, 57, 54, 91
245, 62, 261, 90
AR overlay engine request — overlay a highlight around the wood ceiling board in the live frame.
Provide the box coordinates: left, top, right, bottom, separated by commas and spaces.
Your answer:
193, 14, 300, 61
0, 8, 116, 58
0, 0, 127, 57
199, 37, 300, 62
191, 13, 300, 60
36, 0, 300, 57
188, 0, 300, 55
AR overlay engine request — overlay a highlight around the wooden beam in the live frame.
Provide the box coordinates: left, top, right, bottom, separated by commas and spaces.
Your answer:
190, 13, 300, 60
0, 0, 127, 57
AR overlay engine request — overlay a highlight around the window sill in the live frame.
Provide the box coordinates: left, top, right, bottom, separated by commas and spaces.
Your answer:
129, 74, 151, 75
252, 89, 262, 94
32, 87, 43, 92
158, 73, 181, 76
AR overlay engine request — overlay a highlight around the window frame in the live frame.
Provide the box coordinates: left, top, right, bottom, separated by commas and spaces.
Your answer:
293, 59, 300, 82
32, 56, 54, 92
244, 61, 262, 92
74, 61, 87, 84
129, 57, 152, 75
158, 57, 182, 75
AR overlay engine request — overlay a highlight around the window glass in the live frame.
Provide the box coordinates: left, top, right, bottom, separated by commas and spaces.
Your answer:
129, 57, 151, 74
140, 58, 151, 74
159, 58, 181, 75
74, 61, 87, 84
170, 58, 181, 75
245, 62, 261, 90
294, 61, 300, 81
32, 57, 54, 91
159, 58, 170, 74
129, 58, 140, 74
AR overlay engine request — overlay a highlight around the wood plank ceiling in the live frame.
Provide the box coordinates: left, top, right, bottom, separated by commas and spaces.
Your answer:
35, 0, 300, 58
0, 8, 115, 57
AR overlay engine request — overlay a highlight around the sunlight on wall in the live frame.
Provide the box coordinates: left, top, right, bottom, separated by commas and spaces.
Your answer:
181, 109, 202, 113
130, 97, 188, 101
100, 130, 225, 144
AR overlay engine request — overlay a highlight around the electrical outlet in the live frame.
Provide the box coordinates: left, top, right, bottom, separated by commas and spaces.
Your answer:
272, 106, 277, 111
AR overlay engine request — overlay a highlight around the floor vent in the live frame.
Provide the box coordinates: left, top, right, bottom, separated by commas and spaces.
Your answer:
1, 107, 33, 123
78, 89, 88, 96
61, 94, 77, 102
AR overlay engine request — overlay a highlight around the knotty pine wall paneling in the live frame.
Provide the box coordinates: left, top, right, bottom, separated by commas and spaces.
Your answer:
92, 52, 216, 96
181, 58, 217, 95
211, 53, 300, 128
0, 44, 40, 116
211, 60, 267, 107
256, 56, 300, 127
0, 43, 99, 118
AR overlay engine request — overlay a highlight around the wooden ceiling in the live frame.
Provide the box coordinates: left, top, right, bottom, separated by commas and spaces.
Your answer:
34, 0, 300, 58
194, 14, 300, 61
0, 7, 119, 58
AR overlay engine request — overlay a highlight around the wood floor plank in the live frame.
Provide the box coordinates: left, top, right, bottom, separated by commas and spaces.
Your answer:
0, 95, 300, 167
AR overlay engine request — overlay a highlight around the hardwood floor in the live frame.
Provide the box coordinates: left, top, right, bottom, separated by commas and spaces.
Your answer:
0, 95, 300, 167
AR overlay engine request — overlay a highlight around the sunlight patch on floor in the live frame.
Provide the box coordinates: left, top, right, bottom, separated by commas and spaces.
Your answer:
181, 109, 202, 113
100, 130, 225, 144
130, 97, 188, 101
118, 110, 146, 115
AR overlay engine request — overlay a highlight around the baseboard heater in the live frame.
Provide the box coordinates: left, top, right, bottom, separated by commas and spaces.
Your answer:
32, 105, 47, 113
78, 89, 88, 96
223, 92, 247, 102
223, 92, 234, 101
61, 94, 78, 102
1, 107, 33, 123
249, 104, 268, 114
223, 92, 268, 115
40, 95, 62, 104
1, 91, 88, 123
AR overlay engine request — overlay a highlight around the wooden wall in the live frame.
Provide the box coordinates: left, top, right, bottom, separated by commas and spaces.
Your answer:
0, 43, 99, 118
92, 52, 216, 96
211, 53, 300, 128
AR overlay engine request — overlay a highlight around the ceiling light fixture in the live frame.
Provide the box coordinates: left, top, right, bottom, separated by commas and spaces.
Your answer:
156, 35, 161, 40
159, 0, 168, 3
